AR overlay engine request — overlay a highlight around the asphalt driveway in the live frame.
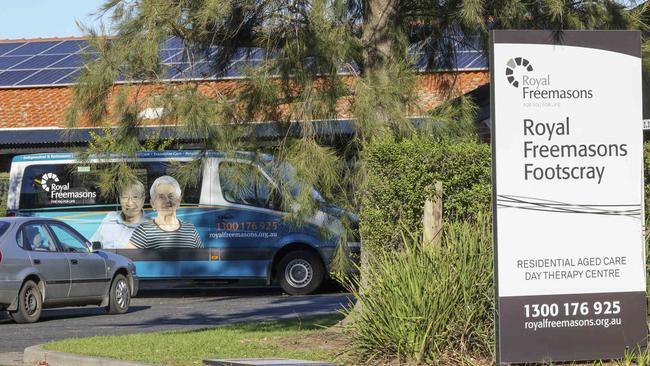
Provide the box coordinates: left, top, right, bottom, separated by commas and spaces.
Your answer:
0, 287, 353, 353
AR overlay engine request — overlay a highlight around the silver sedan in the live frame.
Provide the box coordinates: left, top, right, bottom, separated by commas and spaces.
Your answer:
0, 217, 138, 323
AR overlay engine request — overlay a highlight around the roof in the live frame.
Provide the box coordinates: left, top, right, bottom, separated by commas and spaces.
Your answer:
0, 119, 360, 147
0, 37, 487, 89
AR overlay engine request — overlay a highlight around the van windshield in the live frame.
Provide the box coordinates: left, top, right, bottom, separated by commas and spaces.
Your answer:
264, 162, 325, 203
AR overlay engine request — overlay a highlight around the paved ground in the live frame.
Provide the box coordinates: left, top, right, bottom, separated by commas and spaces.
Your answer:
0, 286, 353, 359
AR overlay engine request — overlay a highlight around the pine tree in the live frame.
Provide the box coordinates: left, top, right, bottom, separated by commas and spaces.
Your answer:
66, 0, 648, 277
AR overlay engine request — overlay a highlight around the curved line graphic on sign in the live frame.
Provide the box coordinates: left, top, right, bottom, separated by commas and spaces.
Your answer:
497, 194, 641, 218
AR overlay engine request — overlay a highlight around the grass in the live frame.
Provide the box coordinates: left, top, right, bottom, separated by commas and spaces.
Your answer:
44, 314, 346, 366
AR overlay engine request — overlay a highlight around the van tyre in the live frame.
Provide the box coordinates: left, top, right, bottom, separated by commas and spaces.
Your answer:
11, 280, 42, 323
278, 250, 324, 295
108, 274, 131, 314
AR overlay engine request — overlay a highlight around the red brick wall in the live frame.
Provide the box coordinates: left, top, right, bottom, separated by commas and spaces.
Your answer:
0, 70, 489, 129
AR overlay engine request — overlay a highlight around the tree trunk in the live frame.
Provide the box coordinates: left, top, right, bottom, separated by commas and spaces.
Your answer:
361, 0, 399, 72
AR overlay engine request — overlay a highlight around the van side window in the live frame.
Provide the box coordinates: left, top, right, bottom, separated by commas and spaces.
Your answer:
139, 162, 202, 205
219, 162, 279, 210
19, 164, 115, 211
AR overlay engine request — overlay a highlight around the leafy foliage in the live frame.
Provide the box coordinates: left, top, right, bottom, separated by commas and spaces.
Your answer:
361, 136, 491, 253
65, 0, 649, 235
343, 216, 494, 364
63, 1, 650, 325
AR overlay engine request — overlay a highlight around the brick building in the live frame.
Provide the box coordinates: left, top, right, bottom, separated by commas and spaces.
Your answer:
0, 37, 490, 169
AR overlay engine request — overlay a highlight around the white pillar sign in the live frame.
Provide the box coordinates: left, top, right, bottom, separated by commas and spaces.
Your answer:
491, 30, 647, 363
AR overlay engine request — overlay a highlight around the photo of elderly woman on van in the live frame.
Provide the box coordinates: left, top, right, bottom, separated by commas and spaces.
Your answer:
128, 176, 204, 249
91, 180, 150, 249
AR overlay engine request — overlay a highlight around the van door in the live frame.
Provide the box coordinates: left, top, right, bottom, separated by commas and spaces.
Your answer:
210, 160, 282, 278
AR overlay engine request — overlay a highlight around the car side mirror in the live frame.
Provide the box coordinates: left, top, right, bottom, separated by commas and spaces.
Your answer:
91, 241, 103, 251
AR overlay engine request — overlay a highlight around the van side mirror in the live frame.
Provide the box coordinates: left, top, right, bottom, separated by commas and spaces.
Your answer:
91, 241, 103, 251
268, 189, 283, 211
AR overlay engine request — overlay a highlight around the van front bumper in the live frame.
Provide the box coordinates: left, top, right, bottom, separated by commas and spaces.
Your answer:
130, 274, 139, 297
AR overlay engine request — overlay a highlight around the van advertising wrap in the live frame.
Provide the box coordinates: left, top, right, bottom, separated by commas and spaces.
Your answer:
8, 152, 343, 289
491, 31, 647, 363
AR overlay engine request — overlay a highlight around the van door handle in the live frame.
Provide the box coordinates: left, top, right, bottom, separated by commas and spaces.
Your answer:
70, 259, 79, 265
218, 214, 234, 220
33, 259, 41, 265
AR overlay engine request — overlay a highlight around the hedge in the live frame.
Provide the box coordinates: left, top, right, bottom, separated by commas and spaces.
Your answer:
361, 137, 650, 254
360, 136, 491, 253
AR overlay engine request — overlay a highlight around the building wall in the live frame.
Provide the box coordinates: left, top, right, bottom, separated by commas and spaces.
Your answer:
0, 70, 489, 129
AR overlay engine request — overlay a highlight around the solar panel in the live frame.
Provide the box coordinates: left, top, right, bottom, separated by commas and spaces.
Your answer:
161, 49, 182, 62
468, 55, 487, 69
58, 69, 82, 84
0, 43, 25, 56
0, 70, 34, 85
16, 69, 75, 86
42, 40, 88, 55
0, 56, 30, 70
12, 55, 67, 69
0, 36, 487, 88
162, 49, 186, 64
162, 37, 183, 50
455, 51, 483, 69
50, 53, 98, 68
5, 41, 59, 56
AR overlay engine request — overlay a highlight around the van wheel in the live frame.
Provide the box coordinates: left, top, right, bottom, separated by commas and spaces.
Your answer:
108, 274, 130, 314
277, 250, 324, 295
11, 280, 42, 323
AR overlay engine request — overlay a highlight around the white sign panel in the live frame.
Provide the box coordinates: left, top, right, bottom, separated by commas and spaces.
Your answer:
491, 30, 646, 363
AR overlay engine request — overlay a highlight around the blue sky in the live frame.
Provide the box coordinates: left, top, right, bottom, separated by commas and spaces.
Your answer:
0, 0, 109, 40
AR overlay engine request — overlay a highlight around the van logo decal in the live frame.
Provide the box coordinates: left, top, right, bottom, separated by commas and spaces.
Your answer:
39, 173, 59, 192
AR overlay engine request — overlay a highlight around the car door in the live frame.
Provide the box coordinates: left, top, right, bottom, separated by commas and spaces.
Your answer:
21, 222, 71, 299
48, 222, 108, 298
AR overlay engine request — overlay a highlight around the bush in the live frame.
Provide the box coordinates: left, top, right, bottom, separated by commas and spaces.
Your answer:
361, 135, 491, 253
344, 216, 494, 364
362, 138, 650, 254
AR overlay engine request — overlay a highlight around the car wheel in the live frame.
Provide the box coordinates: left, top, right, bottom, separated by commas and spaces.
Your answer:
108, 274, 130, 314
277, 250, 324, 295
11, 280, 42, 324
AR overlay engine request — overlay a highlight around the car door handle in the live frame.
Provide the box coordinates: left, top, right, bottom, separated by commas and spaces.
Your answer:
218, 214, 234, 220
70, 259, 79, 265
32, 259, 41, 265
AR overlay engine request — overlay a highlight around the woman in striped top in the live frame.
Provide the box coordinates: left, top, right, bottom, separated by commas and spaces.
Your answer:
128, 176, 204, 249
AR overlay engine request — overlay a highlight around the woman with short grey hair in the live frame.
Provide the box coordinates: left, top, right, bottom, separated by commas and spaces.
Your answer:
128, 176, 203, 249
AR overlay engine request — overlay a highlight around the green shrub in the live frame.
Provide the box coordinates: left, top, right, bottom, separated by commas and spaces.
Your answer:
361, 135, 491, 253
362, 138, 650, 255
344, 216, 493, 364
